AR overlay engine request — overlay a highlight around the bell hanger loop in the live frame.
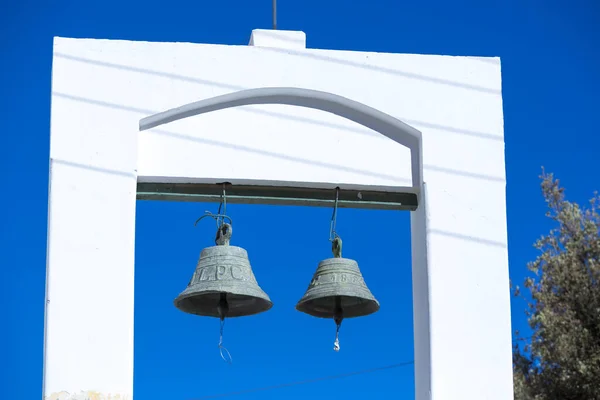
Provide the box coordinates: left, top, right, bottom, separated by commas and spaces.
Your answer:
329, 187, 342, 259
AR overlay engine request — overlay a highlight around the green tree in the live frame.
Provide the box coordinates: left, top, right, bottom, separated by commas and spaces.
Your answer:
512, 170, 600, 400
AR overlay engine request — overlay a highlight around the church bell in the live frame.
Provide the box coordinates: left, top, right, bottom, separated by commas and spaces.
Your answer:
296, 187, 380, 351
174, 216, 273, 319
295, 236, 380, 320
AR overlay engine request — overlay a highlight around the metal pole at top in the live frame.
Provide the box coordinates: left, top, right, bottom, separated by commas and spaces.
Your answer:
272, 0, 277, 29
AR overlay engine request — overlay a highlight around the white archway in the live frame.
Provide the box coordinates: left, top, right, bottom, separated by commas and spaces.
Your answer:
139, 86, 431, 399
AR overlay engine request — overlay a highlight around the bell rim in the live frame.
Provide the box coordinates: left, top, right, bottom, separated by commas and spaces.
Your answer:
295, 297, 380, 319
175, 286, 272, 302
176, 280, 272, 300
174, 290, 273, 318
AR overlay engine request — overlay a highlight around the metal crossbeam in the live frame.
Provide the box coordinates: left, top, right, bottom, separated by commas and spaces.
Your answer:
136, 181, 418, 211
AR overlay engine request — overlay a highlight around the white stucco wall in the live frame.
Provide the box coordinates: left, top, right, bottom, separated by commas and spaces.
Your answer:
46, 29, 511, 399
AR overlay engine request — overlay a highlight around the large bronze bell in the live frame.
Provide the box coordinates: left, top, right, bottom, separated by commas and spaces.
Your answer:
296, 236, 380, 321
174, 219, 273, 319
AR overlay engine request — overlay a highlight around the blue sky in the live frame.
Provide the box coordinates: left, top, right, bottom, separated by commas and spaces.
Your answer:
1, 0, 599, 399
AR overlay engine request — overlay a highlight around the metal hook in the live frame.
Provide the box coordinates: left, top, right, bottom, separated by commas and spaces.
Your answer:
217, 185, 227, 225
329, 187, 340, 242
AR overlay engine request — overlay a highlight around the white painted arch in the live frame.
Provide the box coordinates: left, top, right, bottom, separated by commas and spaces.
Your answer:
139, 87, 423, 189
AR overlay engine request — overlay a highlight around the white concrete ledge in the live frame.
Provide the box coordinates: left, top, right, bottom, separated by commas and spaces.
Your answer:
248, 29, 306, 49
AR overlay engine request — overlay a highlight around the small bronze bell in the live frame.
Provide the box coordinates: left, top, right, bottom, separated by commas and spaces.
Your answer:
296, 187, 379, 351
296, 236, 380, 320
174, 218, 273, 319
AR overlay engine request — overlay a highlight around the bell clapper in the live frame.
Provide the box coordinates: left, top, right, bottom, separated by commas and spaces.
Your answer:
333, 319, 342, 352
333, 296, 343, 352
217, 293, 233, 364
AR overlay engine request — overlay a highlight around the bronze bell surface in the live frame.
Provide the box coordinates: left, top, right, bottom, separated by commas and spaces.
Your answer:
174, 221, 273, 319
296, 237, 380, 320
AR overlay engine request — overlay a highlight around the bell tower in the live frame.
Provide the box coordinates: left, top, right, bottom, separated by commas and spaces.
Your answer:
45, 29, 512, 400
